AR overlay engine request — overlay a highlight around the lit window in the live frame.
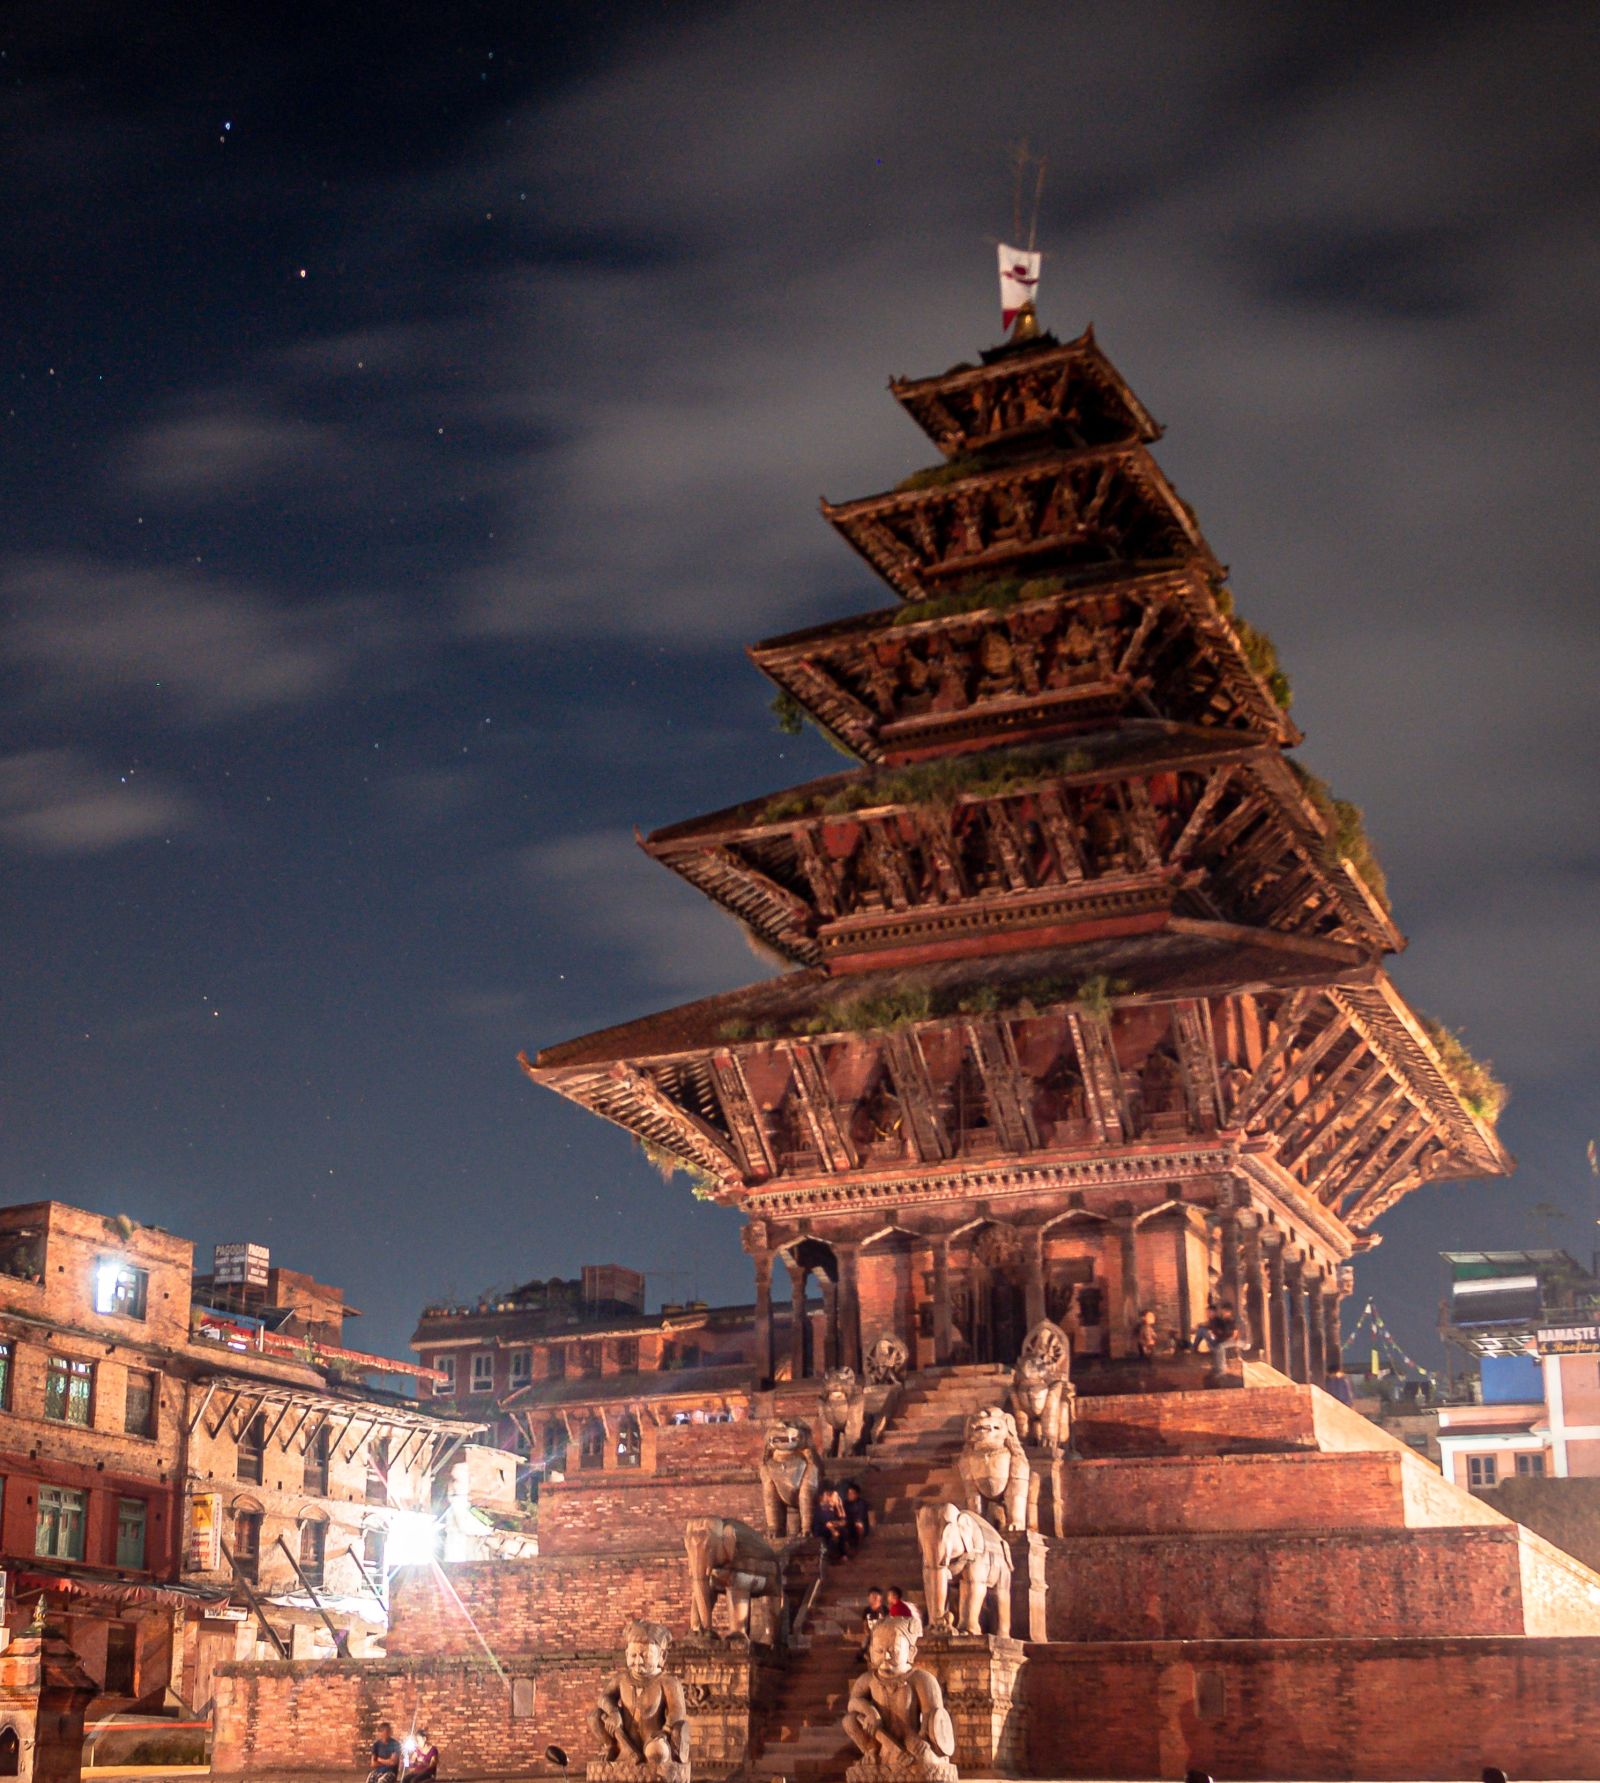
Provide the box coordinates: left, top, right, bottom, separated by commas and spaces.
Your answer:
298, 1518, 327, 1588
36, 1485, 86, 1560
432, 1355, 456, 1397
94, 1259, 149, 1320
1516, 1452, 1548, 1477
44, 1357, 93, 1426
0, 1341, 10, 1411
1467, 1454, 1498, 1489
471, 1352, 494, 1393
509, 1350, 532, 1385
124, 1370, 158, 1438
116, 1497, 148, 1569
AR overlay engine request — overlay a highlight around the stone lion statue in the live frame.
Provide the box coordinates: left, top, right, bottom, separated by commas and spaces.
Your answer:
916, 1500, 1011, 1638
818, 1365, 867, 1457
683, 1515, 785, 1647
957, 1405, 1033, 1533
758, 1418, 821, 1539
865, 1332, 909, 1387
1008, 1319, 1073, 1454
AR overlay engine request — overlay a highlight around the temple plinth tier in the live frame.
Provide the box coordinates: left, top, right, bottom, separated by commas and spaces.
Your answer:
521, 321, 1510, 1385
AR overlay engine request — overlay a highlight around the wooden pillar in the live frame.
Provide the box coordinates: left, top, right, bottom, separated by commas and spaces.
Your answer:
1286, 1255, 1310, 1383
820, 1274, 839, 1373
1023, 1228, 1046, 1333
1109, 1215, 1138, 1358
1241, 1217, 1266, 1361
932, 1235, 953, 1366
789, 1260, 809, 1383
1307, 1273, 1328, 1384
1266, 1233, 1288, 1372
752, 1250, 774, 1387
1218, 1209, 1243, 1321
1174, 1214, 1196, 1343
1324, 1273, 1346, 1373
836, 1244, 862, 1375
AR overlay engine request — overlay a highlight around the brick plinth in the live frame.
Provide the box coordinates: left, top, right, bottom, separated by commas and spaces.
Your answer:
918, 1633, 1025, 1775
1022, 1634, 1600, 1779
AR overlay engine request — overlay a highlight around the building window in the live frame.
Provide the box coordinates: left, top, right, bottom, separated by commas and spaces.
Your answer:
94, 1258, 149, 1320
545, 1423, 568, 1477
104, 1623, 137, 1695
297, 1518, 327, 1589
470, 1351, 494, 1393
36, 1485, 86, 1560
509, 1349, 532, 1386
363, 1524, 386, 1575
124, 1370, 158, 1438
238, 1416, 266, 1485
0, 1726, 20, 1775
304, 1426, 330, 1494
116, 1497, 148, 1570
577, 1341, 602, 1379
579, 1416, 606, 1470
615, 1339, 639, 1373
366, 1437, 389, 1504
1467, 1454, 1498, 1489
616, 1412, 642, 1468
232, 1508, 262, 1583
1516, 1451, 1548, 1477
432, 1355, 455, 1397
547, 1345, 566, 1380
0, 1341, 11, 1410
44, 1357, 93, 1426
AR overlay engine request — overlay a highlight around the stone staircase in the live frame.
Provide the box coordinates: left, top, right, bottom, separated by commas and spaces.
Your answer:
751, 1369, 1016, 1779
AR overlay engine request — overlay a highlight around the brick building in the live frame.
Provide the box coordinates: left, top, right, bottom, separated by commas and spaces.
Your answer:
0, 1200, 486, 1714
412, 1266, 805, 1491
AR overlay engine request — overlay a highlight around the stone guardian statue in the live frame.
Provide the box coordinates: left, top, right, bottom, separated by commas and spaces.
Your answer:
957, 1405, 1034, 1533
758, 1418, 822, 1539
1007, 1318, 1073, 1453
916, 1501, 1011, 1638
842, 1618, 958, 1782
818, 1366, 867, 1456
587, 1619, 690, 1783
683, 1515, 785, 1647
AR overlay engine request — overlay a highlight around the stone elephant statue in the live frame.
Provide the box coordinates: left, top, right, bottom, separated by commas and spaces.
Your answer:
916, 1500, 1012, 1638
759, 1418, 822, 1539
684, 1515, 785, 1647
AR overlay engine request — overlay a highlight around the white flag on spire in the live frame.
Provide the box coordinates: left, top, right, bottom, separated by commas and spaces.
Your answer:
997, 242, 1042, 329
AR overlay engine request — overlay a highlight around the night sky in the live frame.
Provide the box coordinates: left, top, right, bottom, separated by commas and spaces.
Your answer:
3, 4, 1597, 1374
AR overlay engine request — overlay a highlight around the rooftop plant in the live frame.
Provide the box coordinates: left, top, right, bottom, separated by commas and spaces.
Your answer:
780, 971, 1131, 1040
893, 451, 988, 493
891, 574, 1059, 628
640, 1138, 721, 1200
1419, 1019, 1509, 1126
759, 740, 1092, 826
1287, 761, 1392, 912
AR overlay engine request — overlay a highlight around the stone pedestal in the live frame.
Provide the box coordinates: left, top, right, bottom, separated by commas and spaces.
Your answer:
915, 1634, 1025, 1776
0, 1621, 97, 1783
1003, 1532, 1047, 1643
673, 1637, 780, 1778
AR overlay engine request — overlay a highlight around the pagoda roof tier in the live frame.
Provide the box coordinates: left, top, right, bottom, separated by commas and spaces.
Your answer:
641, 723, 1400, 968
520, 936, 1508, 1235
820, 441, 1217, 600
890, 326, 1162, 457
749, 565, 1298, 761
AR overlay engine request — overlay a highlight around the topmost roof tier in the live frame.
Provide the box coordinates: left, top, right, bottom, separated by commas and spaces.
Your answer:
890, 326, 1161, 458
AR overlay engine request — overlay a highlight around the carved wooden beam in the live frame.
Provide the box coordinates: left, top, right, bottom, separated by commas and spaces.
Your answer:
1330, 1107, 1429, 1216
1168, 766, 1236, 866
917, 805, 970, 902
707, 846, 815, 932
790, 828, 843, 920
1243, 1012, 1352, 1133
1306, 1084, 1409, 1204
709, 1050, 777, 1181
1034, 786, 1087, 882
985, 802, 1034, 892
1231, 990, 1322, 1125
1192, 791, 1267, 862
606, 1062, 739, 1178
1067, 1007, 1126, 1143
1279, 1055, 1385, 1174
1115, 596, 1163, 676
783, 1041, 858, 1174
1172, 999, 1223, 1129
963, 1016, 1040, 1154
861, 820, 915, 910
1121, 779, 1164, 872
883, 1031, 951, 1163
1345, 1126, 1439, 1226
780, 659, 880, 750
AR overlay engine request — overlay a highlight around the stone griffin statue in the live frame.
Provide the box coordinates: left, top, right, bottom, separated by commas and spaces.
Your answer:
818, 1366, 867, 1457
916, 1501, 1012, 1638
587, 1619, 690, 1783
1007, 1318, 1074, 1454
865, 1332, 909, 1387
957, 1405, 1034, 1533
683, 1516, 785, 1647
842, 1618, 958, 1782
758, 1418, 822, 1539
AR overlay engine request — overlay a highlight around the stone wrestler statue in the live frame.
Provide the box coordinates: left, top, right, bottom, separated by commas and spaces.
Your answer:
758, 1418, 822, 1539
587, 1619, 690, 1783
842, 1618, 958, 1782
683, 1515, 784, 1646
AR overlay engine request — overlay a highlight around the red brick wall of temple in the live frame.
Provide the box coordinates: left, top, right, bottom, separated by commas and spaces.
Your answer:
1022, 1635, 1600, 1778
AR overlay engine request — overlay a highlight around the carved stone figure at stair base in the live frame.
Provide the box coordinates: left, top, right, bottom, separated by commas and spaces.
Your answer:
818, 1366, 867, 1457
957, 1405, 1034, 1533
684, 1516, 785, 1647
758, 1419, 822, 1539
865, 1333, 909, 1387
587, 1619, 690, 1783
916, 1501, 1012, 1638
842, 1618, 958, 1783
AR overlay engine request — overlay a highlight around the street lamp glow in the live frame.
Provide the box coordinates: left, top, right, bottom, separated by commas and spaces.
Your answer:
385, 1510, 438, 1570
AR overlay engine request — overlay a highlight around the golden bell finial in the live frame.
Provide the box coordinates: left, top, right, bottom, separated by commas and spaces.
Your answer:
1009, 302, 1040, 344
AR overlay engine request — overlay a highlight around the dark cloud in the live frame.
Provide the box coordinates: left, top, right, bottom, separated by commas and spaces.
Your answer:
0, 748, 197, 853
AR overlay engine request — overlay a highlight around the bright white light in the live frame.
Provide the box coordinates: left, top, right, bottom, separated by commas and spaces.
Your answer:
386, 1511, 439, 1570
95, 1261, 122, 1314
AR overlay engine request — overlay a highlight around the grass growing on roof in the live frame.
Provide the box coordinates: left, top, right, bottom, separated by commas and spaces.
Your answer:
742, 972, 1132, 1042
1288, 761, 1392, 912
1419, 1019, 1508, 1126
758, 740, 1093, 825
639, 1138, 721, 1200
892, 574, 1061, 627
892, 451, 987, 493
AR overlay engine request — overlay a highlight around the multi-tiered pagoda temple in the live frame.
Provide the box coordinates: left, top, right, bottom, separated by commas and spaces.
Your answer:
522, 322, 1509, 1385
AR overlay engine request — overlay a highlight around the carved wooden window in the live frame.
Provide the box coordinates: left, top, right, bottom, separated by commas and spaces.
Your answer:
124, 1369, 158, 1438
237, 1416, 266, 1485
579, 1417, 606, 1469
298, 1515, 327, 1588
304, 1425, 331, 1494
232, 1507, 262, 1583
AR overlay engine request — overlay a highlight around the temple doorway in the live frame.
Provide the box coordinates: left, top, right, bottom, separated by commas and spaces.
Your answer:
962, 1224, 1028, 1366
